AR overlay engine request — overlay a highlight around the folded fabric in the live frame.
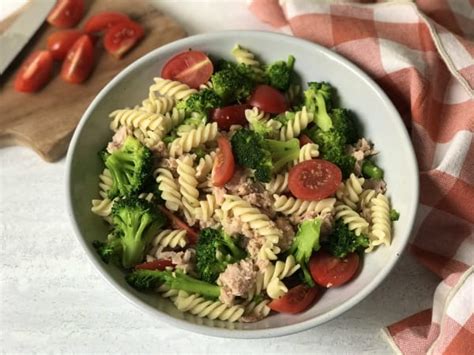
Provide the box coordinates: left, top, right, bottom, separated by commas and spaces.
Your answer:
249, 0, 474, 353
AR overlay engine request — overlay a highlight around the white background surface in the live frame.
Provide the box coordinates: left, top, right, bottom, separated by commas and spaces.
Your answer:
0, 1, 440, 353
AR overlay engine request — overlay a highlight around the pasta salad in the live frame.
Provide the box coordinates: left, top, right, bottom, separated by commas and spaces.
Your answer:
91, 44, 399, 323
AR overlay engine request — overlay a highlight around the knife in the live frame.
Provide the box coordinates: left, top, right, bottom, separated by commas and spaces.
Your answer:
0, 0, 56, 75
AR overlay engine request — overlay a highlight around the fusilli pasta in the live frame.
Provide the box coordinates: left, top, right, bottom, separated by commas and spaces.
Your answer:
149, 77, 197, 101
168, 122, 218, 157
279, 106, 313, 141
155, 167, 182, 211
368, 193, 391, 248
264, 172, 288, 194
273, 195, 336, 217
334, 204, 369, 236
336, 174, 365, 210
177, 155, 200, 220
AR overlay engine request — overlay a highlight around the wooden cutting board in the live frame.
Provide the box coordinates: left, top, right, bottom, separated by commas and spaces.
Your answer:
0, 0, 186, 162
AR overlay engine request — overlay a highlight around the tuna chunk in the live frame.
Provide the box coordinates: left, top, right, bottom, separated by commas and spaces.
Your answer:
221, 215, 254, 239
275, 217, 295, 251
225, 168, 260, 196
218, 259, 257, 305
243, 192, 275, 218
157, 249, 196, 274
106, 126, 130, 153
347, 138, 376, 176
363, 179, 387, 194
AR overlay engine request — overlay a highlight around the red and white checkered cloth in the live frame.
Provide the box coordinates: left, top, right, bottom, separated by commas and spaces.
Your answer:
248, 0, 474, 353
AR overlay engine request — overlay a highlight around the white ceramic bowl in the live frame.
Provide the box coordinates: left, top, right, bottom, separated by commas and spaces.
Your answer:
66, 31, 419, 338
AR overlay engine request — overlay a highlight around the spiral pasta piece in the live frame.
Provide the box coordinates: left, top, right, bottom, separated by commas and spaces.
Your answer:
279, 106, 313, 141
173, 291, 245, 322
245, 107, 270, 123
141, 96, 175, 114
195, 152, 216, 182
110, 108, 165, 134
258, 241, 281, 261
177, 156, 200, 219
157, 284, 180, 299
243, 299, 271, 321
199, 80, 213, 90
273, 195, 336, 217
231, 44, 263, 74
91, 198, 114, 222
168, 122, 218, 157
155, 167, 182, 211
294, 143, 319, 164
334, 204, 369, 236
265, 172, 288, 194
195, 194, 217, 222
98, 168, 113, 198
336, 174, 365, 210
368, 193, 391, 247
149, 77, 197, 101
222, 195, 282, 245
151, 229, 188, 250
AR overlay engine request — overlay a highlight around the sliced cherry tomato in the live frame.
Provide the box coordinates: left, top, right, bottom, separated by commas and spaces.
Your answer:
103, 20, 144, 58
84, 11, 130, 34
248, 84, 288, 114
47, 30, 83, 61
135, 259, 174, 270
288, 159, 342, 200
158, 206, 198, 244
309, 251, 360, 288
14, 50, 54, 93
299, 134, 313, 147
60, 34, 94, 84
211, 104, 250, 130
269, 284, 320, 314
47, 0, 84, 28
161, 50, 213, 89
212, 136, 235, 187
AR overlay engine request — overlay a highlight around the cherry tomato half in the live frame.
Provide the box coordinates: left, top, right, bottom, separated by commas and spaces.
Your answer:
212, 136, 235, 187
14, 50, 54, 93
269, 284, 320, 314
47, 0, 85, 28
47, 30, 83, 61
161, 50, 213, 89
60, 34, 94, 84
309, 251, 360, 288
135, 259, 174, 271
288, 159, 342, 201
84, 11, 130, 34
211, 104, 250, 130
103, 20, 144, 58
158, 206, 198, 244
248, 84, 288, 114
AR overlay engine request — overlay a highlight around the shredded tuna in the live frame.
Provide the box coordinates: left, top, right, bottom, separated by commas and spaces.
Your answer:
243, 192, 275, 217
221, 215, 254, 239
225, 169, 260, 196
347, 138, 376, 176
218, 259, 257, 305
363, 179, 387, 194
275, 217, 295, 251
158, 157, 179, 176
212, 186, 226, 205
158, 249, 196, 274
153, 141, 169, 157
106, 126, 130, 153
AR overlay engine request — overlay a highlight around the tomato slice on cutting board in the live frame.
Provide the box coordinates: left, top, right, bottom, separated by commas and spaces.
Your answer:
211, 104, 250, 130
161, 50, 213, 89
47, 0, 85, 28
309, 251, 360, 288
288, 159, 342, 200
84, 12, 130, 34
269, 284, 320, 314
103, 20, 144, 58
60, 34, 94, 84
248, 84, 288, 114
14, 50, 54, 93
212, 136, 235, 187
47, 30, 83, 61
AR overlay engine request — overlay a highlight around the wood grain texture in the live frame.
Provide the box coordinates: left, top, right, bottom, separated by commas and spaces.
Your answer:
0, 0, 186, 162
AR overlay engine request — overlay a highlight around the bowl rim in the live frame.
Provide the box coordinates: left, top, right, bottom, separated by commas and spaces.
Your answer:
65, 30, 419, 339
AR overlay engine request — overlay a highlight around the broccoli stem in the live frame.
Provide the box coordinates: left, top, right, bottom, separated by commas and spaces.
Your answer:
315, 93, 333, 132
362, 160, 384, 180
164, 272, 221, 299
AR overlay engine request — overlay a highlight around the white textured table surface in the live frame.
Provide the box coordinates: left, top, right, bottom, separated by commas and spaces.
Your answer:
1, 1, 440, 353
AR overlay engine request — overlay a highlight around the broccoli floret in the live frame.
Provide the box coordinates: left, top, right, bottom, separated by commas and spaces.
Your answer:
330, 108, 359, 145
304, 82, 335, 132
126, 269, 221, 299
306, 126, 355, 178
327, 220, 369, 258
265, 55, 295, 91
390, 209, 400, 221
195, 228, 246, 283
289, 218, 322, 287
362, 160, 384, 180
103, 136, 152, 198
175, 89, 222, 115
231, 128, 299, 182
211, 64, 255, 103
94, 196, 166, 269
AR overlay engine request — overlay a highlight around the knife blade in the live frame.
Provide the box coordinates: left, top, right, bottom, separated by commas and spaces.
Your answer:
0, 0, 56, 75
